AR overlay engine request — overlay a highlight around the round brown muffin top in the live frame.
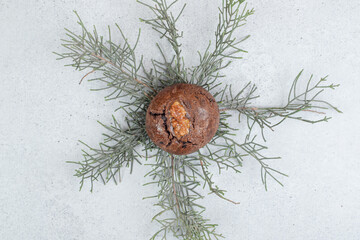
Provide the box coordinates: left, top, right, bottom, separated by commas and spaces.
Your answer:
145, 83, 220, 155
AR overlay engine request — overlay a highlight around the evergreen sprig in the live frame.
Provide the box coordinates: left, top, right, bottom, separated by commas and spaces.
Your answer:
190, 0, 254, 87
67, 117, 143, 192
145, 151, 222, 239
138, 0, 186, 74
219, 70, 342, 141
55, 0, 340, 239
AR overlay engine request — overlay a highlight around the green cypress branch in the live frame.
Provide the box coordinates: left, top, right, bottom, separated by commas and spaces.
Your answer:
138, 0, 186, 74
199, 158, 240, 205
54, 11, 155, 101
67, 116, 144, 192
145, 150, 223, 240
191, 0, 254, 87
219, 70, 342, 141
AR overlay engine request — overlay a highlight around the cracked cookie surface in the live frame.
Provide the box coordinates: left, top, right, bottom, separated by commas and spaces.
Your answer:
146, 83, 220, 155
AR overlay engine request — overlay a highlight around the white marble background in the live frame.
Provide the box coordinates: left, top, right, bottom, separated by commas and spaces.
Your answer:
1, 0, 360, 239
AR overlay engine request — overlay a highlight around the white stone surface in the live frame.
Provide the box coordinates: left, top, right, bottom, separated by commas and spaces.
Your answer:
1, 0, 360, 239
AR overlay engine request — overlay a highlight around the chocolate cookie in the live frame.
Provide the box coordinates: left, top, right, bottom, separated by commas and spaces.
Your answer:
145, 83, 220, 155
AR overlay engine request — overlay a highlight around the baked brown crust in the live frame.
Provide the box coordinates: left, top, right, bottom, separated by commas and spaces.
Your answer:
145, 83, 220, 155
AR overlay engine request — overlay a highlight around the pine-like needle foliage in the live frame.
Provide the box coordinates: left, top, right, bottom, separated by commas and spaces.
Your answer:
55, 0, 340, 239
